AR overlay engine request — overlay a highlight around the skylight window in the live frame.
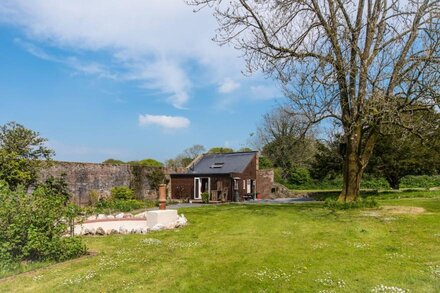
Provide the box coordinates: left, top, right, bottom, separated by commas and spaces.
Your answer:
210, 162, 224, 168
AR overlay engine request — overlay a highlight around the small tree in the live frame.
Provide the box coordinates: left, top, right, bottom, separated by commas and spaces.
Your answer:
0, 122, 53, 189
0, 180, 86, 264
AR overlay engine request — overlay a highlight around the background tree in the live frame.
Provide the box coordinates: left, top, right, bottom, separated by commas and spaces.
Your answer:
183, 144, 206, 158
255, 106, 317, 181
367, 121, 440, 189
166, 144, 206, 168
310, 139, 344, 181
128, 158, 163, 168
0, 122, 53, 189
188, 0, 440, 202
102, 159, 125, 164
208, 147, 234, 154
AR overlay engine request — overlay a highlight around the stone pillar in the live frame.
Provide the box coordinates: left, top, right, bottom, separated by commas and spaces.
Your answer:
159, 184, 166, 210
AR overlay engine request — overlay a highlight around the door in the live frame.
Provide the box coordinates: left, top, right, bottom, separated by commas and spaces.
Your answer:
194, 177, 201, 199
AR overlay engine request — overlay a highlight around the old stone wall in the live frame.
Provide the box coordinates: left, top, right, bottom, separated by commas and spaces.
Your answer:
39, 161, 172, 205
256, 169, 274, 198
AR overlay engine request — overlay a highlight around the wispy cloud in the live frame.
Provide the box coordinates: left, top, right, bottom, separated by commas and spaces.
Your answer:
218, 78, 240, 94
14, 38, 117, 79
138, 114, 190, 129
0, 0, 244, 109
127, 59, 191, 109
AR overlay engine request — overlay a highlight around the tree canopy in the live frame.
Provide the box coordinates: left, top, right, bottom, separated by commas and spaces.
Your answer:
0, 122, 53, 189
208, 147, 234, 154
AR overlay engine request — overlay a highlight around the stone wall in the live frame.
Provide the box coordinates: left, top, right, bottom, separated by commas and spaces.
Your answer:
39, 161, 169, 205
256, 169, 274, 198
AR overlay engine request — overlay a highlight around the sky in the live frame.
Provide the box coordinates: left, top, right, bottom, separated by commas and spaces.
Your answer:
0, 0, 282, 163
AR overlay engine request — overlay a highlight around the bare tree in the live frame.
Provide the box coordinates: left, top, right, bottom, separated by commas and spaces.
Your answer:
252, 106, 316, 176
188, 0, 440, 201
183, 144, 206, 159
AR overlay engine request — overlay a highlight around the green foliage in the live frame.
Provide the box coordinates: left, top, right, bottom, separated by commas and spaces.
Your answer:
88, 190, 100, 206
273, 168, 284, 184
310, 140, 343, 180
367, 128, 440, 189
286, 167, 312, 185
149, 169, 165, 191
93, 199, 156, 213
0, 180, 86, 266
263, 135, 317, 179
43, 174, 71, 205
324, 197, 378, 210
258, 156, 273, 169
0, 122, 53, 189
208, 147, 234, 154
111, 186, 134, 200
237, 147, 253, 152
201, 192, 210, 203
400, 175, 440, 189
102, 159, 125, 164
128, 158, 163, 167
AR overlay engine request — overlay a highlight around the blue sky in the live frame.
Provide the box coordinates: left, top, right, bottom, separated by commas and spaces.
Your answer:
0, 1, 281, 163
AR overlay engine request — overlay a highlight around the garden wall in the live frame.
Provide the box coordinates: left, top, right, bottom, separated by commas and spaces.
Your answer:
256, 169, 274, 198
39, 161, 184, 205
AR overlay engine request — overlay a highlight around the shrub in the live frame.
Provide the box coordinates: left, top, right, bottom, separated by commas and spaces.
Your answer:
88, 189, 100, 206
400, 175, 440, 189
287, 167, 312, 185
111, 186, 134, 200
111, 199, 144, 212
91, 198, 156, 214
201, 192, 210, 203
0, 180, 86, 265
324, 197, 378, 210
149, 169, 166, 190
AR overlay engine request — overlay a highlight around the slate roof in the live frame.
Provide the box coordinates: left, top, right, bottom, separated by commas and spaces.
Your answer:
186, 152, 257, 175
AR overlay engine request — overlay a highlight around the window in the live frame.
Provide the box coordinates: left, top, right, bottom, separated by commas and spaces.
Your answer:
210, 162, 224, 168
246, 179, 251, 193
234, 179, 239, 190
243, 180, 246, 190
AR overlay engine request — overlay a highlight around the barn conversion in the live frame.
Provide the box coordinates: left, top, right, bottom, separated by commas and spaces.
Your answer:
170, 151, 259, 202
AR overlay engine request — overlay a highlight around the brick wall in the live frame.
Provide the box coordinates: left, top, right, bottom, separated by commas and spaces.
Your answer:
256, 169, 274, 198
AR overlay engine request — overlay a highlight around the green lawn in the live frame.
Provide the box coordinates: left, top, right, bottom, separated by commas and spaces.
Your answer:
1, 197, 439, 292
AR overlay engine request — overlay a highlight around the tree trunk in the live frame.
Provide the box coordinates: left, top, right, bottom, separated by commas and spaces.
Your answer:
339, 150, 363, 202
386, 175, 400, 190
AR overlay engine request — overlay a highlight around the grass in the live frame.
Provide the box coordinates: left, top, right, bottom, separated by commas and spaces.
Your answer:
1, 193, 440, 292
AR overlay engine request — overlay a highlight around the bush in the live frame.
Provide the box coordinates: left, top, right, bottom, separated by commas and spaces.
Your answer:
0, 180, 86, 266
287, 167, 312, 185
111, 186, 134, 200
400, 175, 440, 189
92, 198, 156, 213
201, 192, 210, 203
88, 190, 100, 206
324, 197, 378, 210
